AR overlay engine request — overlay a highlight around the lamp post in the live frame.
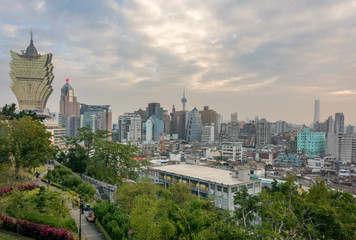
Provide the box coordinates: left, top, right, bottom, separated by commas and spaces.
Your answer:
79, 199, 82, 239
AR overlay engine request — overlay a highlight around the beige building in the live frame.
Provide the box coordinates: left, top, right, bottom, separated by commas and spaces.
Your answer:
148, 164, 262, 211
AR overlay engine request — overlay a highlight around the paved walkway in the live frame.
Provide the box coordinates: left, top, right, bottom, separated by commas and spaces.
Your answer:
34, 163, 105, 240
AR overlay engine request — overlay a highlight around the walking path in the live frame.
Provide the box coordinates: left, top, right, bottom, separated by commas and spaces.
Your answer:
34, 163, 105, 240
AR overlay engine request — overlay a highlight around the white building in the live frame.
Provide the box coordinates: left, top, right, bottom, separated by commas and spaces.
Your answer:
201, 124, 214, 144
307, 158, 325, 172
148, 164, 261, 211
222, 142, 243, 161
339, 135, 352, 163
118, 113, 142, 142
44, 120, 66, 148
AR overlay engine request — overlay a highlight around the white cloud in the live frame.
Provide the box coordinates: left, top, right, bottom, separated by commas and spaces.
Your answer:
1, 0, 356, 124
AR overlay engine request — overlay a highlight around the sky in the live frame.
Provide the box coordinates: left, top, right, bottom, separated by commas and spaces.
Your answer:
1, 0, 356, 125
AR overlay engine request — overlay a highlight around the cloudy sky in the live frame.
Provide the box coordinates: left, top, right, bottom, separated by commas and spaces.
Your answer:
1, 0, 356, 125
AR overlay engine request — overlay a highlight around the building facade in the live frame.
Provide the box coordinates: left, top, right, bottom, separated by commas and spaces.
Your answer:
186, 107, 203, 142
256, 119, 272, 148
148, 164, 261, 211
314, 99, 320, 124
59, 79, 80, 137
10, 33, 54, 111
118, 113, 142, 142
221, 142, 243, 161
201, 124, 214, 144
80, 104, 112, 133
334, 113, 344, 134
297, 127, 326, 156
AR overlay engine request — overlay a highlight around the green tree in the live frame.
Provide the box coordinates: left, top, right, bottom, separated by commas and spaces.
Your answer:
233, 186, 259, 228
130, 195, 175, 240
0, 103, 44, 121
257, 177, 356, 240
60, 127, 140, 184
115, 181, 160, 213
0, 116, 53, 178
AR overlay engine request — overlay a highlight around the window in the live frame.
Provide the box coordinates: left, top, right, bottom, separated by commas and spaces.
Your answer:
210, 184, 215, 190
223, 187, 228, 193
217, 186, 222, 191
247, 184, 253, 189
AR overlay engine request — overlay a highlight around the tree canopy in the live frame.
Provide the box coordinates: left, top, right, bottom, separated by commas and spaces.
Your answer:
57, 127, 141, 184
0, 115, 53, 173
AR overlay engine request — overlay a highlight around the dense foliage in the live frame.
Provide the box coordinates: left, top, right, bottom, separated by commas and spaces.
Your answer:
93, 201, 130, 240
110, 182, 238, 240
0, 103, 45, 122
57, 126, 142, 184
0, 114, 53, 176
2, 187, 77, 232
46, 165, 96, 201
0, 184, 39, 197
93, 178, 356, 240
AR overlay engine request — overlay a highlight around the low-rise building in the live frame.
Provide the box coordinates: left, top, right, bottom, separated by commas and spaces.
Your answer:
148, 164, 261, 211
255, 150, 278, 165
307, 158, 325, 172
221, 142, 243, 161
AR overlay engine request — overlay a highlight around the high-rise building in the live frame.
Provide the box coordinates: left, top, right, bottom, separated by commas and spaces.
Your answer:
275, 120, 288, 134
346, 125, 354, 136
297, 128, 326, 157
151, 115, 164, 138
10, 32, 54, 111
227, 122, 240, 141
146, 103, 162, 119
199, 106, 220, 140
160, 111, 171, 135
334, 113, 344, 134
118, 113, 142, 142
80, 104, 112, 133
186, 107, 202, 142
339, 135, 352, 163
171, 105, 187, 140
326, 116, 334, 133
256, 119, 272, 148
201, 124, 214, 144
144, 118, 154, 141
231, 112, 238, 122
314, 99, 320, 124
59, 79, 80, 137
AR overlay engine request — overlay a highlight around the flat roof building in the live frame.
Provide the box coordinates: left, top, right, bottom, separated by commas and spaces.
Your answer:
148, 164, 261, 211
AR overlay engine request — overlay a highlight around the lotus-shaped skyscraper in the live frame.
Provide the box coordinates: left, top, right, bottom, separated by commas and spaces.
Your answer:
9, 32, 54, 111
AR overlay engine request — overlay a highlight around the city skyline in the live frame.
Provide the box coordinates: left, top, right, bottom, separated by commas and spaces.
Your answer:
1, 1, 356, 124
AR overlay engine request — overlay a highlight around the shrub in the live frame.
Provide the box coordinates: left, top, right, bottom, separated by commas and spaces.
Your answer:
0, 184, 39, 197
0, 214, 75, 240
93, 201, 130, 240
47, 165, 72, 184
63, 175, 82, 189
77, 182, 96, 201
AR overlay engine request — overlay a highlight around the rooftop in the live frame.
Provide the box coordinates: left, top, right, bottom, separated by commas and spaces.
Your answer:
150, 164, 256, 186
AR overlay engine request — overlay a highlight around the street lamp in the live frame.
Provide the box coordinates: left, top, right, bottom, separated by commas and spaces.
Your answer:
79, 199, 82, 239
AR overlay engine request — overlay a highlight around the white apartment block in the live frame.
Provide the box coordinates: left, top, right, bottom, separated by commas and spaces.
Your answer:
222, 142, 243, 161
